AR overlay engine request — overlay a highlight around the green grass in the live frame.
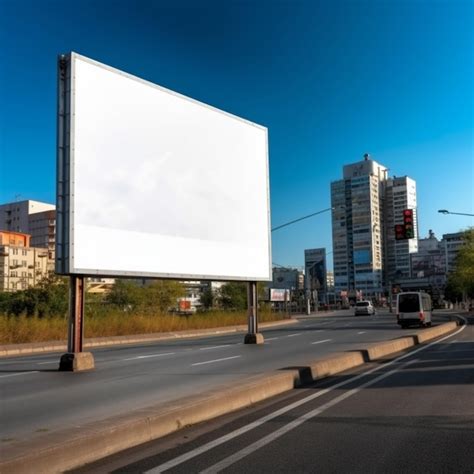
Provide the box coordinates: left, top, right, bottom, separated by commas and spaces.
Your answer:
0, 309, 287, 344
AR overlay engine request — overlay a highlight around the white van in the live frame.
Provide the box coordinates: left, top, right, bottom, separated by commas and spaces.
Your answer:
396, 292, 432, 328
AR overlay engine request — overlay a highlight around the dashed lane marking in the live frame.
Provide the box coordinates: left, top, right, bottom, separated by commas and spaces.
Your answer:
191, 356, 241, 367
311, 339, 332, 345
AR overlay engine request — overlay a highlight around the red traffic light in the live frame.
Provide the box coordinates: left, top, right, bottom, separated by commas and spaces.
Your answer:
395, 225, 405, 240
403, 209, 414, 227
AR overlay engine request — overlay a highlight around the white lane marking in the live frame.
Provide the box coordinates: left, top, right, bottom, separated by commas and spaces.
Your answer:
311, 339, 332, 345
191, 356, 241, 367
430, 350, 474, 354
145, 318, 467, 474
201, 359, 419, 473
0, 371, 39, 379
123, 352, 175, 361
357, 331, 366, 335
199, 345, 231, 351
312, 330, 325, 333
37, 361, 57, 365
287, 333, 301, 338
265, 337, 279, 341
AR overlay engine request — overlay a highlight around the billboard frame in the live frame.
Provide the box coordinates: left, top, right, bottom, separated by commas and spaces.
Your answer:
56, 52, 271, 282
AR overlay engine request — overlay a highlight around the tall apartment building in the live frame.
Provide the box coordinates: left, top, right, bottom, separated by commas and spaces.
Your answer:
442, 232, 466, 273
331, 154, 387, 299
331, 154, 420, 299
0, 200, 56, 260
28, 209, 56, 260
384, 176, 418, 281
0, 231, 51, 291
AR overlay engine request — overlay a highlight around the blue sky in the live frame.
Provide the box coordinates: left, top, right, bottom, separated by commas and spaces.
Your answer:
1, 0, 473, 271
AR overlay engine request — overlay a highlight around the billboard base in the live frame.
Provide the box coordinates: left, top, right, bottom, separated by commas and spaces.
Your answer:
244, 333, 265, 344
59, 352, 95, 371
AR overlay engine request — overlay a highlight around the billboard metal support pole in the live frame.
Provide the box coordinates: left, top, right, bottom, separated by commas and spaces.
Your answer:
69, 275, 84, 352
244, 281, 264, 344
59, 276, 95, 371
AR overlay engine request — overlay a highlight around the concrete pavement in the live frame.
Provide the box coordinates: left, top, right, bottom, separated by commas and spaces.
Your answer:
0, 310, 463, 472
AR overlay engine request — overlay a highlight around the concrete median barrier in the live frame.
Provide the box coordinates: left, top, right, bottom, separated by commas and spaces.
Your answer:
364, 336, 416, 360
412, 321, 458, 344
309, 351, 366, 380
0, 321, 458, 473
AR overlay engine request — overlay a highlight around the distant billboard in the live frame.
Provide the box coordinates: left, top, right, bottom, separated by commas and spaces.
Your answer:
56, 52, 271, 281
270, 289, 290, 302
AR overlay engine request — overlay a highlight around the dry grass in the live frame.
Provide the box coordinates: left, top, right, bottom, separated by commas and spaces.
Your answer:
0, 309, 286, 344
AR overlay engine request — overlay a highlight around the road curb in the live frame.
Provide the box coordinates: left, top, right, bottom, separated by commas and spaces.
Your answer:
0, 319, 298, 358
0, 321, 458, 473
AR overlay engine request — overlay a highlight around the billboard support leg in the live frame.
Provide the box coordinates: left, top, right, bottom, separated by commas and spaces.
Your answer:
244, 281, 264, 344
59, 276, 95, 371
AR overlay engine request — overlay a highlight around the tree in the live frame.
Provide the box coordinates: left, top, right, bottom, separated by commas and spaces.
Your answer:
105, 279, 142, 310
219, 282, 247, 310
0, 273, 68, 317
200, 286, 214, 310
141, 280, 185, 314
449, 228, 474, 301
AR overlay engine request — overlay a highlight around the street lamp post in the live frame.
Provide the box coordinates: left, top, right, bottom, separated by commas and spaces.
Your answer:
438, 209, 474, 217
271, 207, 333, 232
270, 206, 333, 317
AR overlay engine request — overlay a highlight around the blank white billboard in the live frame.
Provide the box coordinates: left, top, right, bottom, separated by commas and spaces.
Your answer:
56, 52, 271, 281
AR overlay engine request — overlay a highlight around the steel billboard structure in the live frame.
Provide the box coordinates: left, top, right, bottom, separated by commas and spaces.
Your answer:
57, 52, 271, 282
56, 52, 271, 367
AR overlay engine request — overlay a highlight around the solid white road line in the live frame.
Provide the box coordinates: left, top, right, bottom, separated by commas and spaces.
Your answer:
37, 361, 57, 365
199, 345, 231, 351
201, 359, 419, 473
287, 333, 301, 338
311, 339, 332, 345
265, 337, 279, 341
145, 318, 466, 474
191, 356, 241, 367
123, 352, 175, 361
0, 371, 39, 379
357, 331, 366, 335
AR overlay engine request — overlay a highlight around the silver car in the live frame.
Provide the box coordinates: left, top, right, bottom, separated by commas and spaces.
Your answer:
354, 301, 375, 316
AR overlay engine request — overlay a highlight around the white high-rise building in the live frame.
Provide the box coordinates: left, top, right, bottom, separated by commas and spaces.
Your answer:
330, 154, 419, 299
331, 154, 387, 299
384, 176, 418, 281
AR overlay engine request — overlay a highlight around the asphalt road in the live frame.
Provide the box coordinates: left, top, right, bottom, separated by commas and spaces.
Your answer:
0, 309, 458, 443
73, 313, 473, 474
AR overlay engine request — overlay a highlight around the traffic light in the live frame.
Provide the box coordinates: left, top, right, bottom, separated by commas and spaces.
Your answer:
403, 209, 414, 239
394, 209, 415, 240
395, 224, 405, 240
